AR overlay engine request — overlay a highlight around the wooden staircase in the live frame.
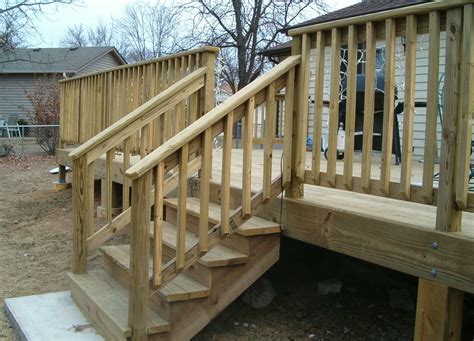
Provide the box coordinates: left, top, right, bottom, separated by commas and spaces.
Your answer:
68, 196, 281, 340
66, 53, 299, 340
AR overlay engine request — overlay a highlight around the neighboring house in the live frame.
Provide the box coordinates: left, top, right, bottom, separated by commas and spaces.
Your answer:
0, 47, 126, 124
262, 0, 474, 161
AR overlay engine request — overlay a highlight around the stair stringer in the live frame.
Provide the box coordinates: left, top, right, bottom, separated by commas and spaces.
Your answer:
151, 234, 280, 340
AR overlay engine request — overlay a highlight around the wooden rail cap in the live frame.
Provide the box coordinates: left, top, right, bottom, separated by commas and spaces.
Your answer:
59, 46, 219, 83
125, 55, 301, 180
68, 67, 208, 161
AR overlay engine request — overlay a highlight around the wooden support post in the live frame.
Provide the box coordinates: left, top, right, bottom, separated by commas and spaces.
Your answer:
153, 163, 164, 288
414, 279, 464, 340
221, 112, 233, 236
283, 69, 294, 188
415, 9, 465, 341
72, 156, 94, 274
129, 172, 152, 341
286, 34, 309, 198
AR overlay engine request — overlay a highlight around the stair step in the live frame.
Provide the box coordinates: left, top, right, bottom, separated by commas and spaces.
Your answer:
163, 197, 281, 236
152, 221, 249, 267
68, 270, 170, 339
100, 245, 209, 302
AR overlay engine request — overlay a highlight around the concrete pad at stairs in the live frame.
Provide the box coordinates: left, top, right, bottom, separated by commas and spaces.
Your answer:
4, 291, 103, 341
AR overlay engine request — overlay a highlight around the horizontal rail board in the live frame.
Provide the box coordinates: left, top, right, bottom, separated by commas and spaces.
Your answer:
261, 196, 474, 294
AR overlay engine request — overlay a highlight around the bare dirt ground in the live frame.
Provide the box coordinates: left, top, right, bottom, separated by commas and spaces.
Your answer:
0, 140, 473, 340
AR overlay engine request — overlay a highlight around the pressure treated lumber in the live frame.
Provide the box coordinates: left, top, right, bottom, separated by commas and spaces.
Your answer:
125, 55, 300, 180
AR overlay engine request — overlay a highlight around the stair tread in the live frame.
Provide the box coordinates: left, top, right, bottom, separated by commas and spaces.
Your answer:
68, 269, 170, 337
153, 221, 249, 267
200, 244, 248, 267
100, 244, 209, 302
164, 197, 281, 236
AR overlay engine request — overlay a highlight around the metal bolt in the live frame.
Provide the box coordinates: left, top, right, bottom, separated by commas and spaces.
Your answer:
431, 269, 437, 277
431, 242, 439, 250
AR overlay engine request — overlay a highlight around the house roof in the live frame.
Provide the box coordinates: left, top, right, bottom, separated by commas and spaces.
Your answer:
262, 0, 431, 58
0, 46, 126, 74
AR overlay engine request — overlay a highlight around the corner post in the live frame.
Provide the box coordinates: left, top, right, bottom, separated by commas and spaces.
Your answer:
286, 34, 310, 198
414, 8, 465, 340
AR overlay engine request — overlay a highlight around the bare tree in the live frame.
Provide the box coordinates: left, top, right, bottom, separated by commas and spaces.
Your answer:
0, 0, 77, 50
117, 1, 183, 62
185, 0, 328, 92
60, 22, 114, 48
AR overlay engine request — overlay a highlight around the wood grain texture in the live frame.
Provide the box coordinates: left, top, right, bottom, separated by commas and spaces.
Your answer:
326, 28, 341, 188
400, 15, 418, 200
199, 128, 212, 253
242, 97, 255, 215
312, 31, 325, 185
360, 22, 376, 193
436, 8, 463, 232
177, 144, 189, 270
129, 172, 152, 340
343, 25, 357, 191
414, 279, 464, 341
263, 83, 276, 200
283, 69, 295, 188
221, 112, 234, 235
380, 18, 396, 196
421, 11, 441, 204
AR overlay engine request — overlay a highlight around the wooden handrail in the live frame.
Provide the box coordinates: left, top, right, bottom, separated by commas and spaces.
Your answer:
69, 67, 208, 162
125, 55, 301, 180
288, 0, 471, 36
60, 46, 219, 83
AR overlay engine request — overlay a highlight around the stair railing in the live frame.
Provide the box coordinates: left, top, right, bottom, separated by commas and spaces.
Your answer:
69, 65, 212, 276
124, 55, 301, 339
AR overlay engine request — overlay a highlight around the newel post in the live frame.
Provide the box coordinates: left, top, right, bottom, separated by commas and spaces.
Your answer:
414, 7, 467, 340
286, 34, 310, 199
72, 155, 94, 274
199, 49, 217, 118
128, 171, 152, 340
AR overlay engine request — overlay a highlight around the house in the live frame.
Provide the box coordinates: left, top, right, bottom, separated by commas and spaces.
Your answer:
262, 0, 474, 161
0, 46, 126, 125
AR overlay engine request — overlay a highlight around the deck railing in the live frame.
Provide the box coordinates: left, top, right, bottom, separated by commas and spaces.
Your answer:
286, 1, 473, 217
123, 55, 300, 338
60, 47, 219, 152
68, 48, 217, 275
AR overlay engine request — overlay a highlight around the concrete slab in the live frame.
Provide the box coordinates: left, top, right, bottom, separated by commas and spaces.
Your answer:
4, 291, 103, 341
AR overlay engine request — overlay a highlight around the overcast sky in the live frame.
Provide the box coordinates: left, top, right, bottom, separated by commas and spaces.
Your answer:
31, 0, 360, 47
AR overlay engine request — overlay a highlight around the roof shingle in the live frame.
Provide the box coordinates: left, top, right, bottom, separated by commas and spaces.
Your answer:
0, 47, 124, 74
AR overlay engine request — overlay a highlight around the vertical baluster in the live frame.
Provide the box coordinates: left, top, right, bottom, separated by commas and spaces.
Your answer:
199, 128, 211, 253
380, 18, 397, 196
243, 97, 255, 216
283, 69, 295, 188
312, 31, 325, 185
327, 28, 341, 188
422, 11, 441, 204
105, 149, 114, 223
400, 15, 417, 200
177, 144, 188, 269
153, 162, 164, 287
264, 83, 276, 200
360, 22, 376, 193
188, 55, 197, 124
455, 4, 474, 208
122, 138, 131, 210
221, 111, 233, 236
343, 25, 358, 191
